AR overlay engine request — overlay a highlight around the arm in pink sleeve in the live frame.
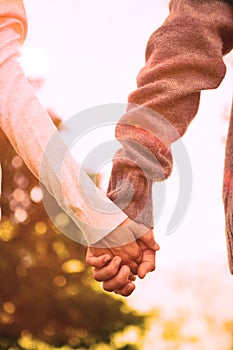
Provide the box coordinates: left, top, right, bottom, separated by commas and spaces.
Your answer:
0, 10, 128, 245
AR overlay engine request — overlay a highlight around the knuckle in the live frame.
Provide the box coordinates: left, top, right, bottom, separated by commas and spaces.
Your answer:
85, 258, 91, 266
133, 252, 142, 263
93, 271, 102, 282
117, 290, 130, 297
113, 275, 127, 290
150, 265, 155, 272
106, 266, 118, 278
122, 290, 133, 297
103, 282, 114, 293
115, 277, 126, 288
120, 285, 135, 297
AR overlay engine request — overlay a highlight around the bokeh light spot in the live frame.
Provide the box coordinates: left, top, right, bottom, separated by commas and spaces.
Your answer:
43, 325, 55, 337
14, 174, 29, 189
0, 313, 15, 325
75, 328, 88, 339
34, 221, 47, 235
9, 199, 18, 211
14, 208, 28, 223
61, 259, 85, 274
13, 189, 26, 202
53, 240, 70, 259
11, 155, 23, 169
18, 332, 34, 349
55, 212, 70, 228
53, 275, 67, 288
0, 312, 14, 325
68, 337, 80, 347
66, 284, 79, 296
113, 326, 139, 348
30, 186, 43, 203
0, 218, 16, 241
21, 196, 31, 209
19, 249, 35, 269
3, 302, 16, 314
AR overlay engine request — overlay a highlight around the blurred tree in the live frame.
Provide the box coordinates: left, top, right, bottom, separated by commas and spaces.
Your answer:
225, 321, 233, 350
0, 111, 145, 350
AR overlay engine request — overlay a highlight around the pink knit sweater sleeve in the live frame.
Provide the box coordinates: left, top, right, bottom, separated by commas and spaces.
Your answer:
0, 0, 27, 43
0, 1, 134, 245
107, 0, 233, 228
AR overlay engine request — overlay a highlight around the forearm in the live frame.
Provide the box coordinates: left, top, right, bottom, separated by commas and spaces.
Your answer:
120, 0, 233, 176
0, 22, 127, 245
108, 0, 233, 226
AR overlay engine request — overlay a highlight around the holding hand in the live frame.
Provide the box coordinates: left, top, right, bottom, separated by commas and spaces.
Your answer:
89, 218, 144, 274
86, 148, 159, 296
86, 220, 160, 297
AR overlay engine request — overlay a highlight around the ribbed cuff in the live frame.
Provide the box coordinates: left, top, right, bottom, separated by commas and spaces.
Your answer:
107, 149, 154, 229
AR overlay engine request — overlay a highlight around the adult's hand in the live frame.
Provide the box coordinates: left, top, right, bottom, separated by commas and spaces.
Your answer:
89, 218, 150, 275
86, 229, 159, 297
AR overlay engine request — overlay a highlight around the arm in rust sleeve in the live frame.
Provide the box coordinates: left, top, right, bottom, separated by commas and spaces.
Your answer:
107, 0, 233, 228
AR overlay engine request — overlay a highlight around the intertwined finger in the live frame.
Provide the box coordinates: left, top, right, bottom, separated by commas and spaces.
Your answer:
114, 282, 135, 297
93, 256, 122, 282
137, 247, 156, 279
86, 247, 112, 268
102, 265, 133, 292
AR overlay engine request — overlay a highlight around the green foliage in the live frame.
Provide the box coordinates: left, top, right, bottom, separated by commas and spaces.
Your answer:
0, 124, 145, 349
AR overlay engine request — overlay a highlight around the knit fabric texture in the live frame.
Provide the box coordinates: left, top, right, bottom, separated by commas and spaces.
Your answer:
107, 0, 233, 273
0, 0, 27, 43
0, 1, 130, 245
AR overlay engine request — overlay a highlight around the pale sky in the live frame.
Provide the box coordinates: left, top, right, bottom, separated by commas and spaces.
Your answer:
21, 0, 233, 270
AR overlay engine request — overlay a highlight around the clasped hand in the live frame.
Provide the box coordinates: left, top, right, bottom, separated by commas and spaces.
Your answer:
86, 218, 160, 297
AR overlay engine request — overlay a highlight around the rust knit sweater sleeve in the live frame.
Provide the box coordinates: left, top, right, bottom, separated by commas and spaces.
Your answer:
107, 0, 233, 228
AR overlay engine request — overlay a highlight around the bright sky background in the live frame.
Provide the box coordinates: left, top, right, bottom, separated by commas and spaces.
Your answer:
21, 0, 233, 316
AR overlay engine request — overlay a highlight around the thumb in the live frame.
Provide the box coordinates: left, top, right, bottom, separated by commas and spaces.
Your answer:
137, 248, 156, 279
139, 230, 160, 251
